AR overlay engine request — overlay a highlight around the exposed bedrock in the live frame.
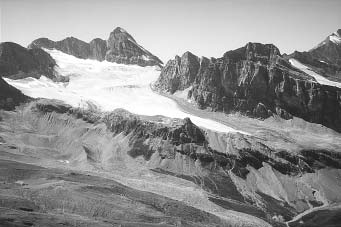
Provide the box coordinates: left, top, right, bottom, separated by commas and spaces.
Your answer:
0, 76, 28, 110
155, 42, 341, 132
0, 42, 56, 79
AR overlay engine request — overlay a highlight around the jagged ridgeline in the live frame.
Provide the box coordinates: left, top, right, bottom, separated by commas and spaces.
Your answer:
1, 26, 341, 227
28, 27, 163, 67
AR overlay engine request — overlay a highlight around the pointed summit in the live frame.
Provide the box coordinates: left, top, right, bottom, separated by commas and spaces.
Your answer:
106, 27, 163, 67
306, 29, 341, 65
329, 29, 341, 44
28, 27, 162, 67
108, 27, 137, 45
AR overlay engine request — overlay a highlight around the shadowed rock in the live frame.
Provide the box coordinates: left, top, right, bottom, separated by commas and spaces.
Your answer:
0, 76, 28, 110
0, 42, 56, 79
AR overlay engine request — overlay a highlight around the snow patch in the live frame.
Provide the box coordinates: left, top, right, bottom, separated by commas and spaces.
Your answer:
329, 33, 341, 44
6, 49, 245, 134
289, 58, 341, 88
311, 32, 341, 50
141, 55, 150, 61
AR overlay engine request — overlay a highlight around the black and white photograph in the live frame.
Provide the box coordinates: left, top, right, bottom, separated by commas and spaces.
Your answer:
0, 0, 341, 226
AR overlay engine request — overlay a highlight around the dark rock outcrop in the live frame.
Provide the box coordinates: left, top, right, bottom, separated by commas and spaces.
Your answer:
156, 51, 200, 93
155, 42, 341, 132
29, 37, 91, 59
0, 42, 56, 79
0, 76, 28, 110
105, 27, 163, 66
28, 27, 163, 67
89, 38, 107, 61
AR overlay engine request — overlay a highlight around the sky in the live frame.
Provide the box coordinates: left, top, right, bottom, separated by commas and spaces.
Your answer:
1, 0, 340, 62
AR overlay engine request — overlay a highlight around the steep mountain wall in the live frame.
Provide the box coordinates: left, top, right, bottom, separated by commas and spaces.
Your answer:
155, 43, 341, 132
0, 76, 28, 110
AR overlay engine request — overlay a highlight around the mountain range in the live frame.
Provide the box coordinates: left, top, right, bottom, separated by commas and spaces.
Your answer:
28, 27, 163, 67
0, 27, 341, 227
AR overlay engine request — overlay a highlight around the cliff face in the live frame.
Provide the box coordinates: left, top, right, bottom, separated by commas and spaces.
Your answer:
0, 42, 56, 79
28, 27, 163, 67
155, 42, 341, 132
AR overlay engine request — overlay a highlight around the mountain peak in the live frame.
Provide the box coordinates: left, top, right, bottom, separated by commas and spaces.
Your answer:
222, 42, 280, 64
108, 27, 136, 44
290, 29, 341, 78
106, 27, 163, 66
28, 27, 162, 67
182, 51, 198, 59
330, 30, 341, 44
113, 27, 128, 34
336, 29, 341, 37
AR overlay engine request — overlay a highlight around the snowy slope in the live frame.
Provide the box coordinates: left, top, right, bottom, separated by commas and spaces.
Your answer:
5, 49, 246, 134
329, 32, 341, 44
289, 58, 341, 88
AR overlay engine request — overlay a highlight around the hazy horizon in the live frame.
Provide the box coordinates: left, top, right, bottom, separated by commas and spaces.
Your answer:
1, 0, 340, 62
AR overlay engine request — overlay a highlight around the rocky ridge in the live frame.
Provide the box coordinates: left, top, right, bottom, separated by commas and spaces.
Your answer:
0, 42, 56, 79
29, 27, 163, 67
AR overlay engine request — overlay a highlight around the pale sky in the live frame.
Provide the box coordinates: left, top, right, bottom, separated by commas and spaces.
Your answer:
1, 0, 340, 62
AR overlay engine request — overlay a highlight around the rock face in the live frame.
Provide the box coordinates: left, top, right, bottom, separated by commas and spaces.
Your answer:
29, 37, 91, 59
0, 76, 28, 110
28, 27, 163, 67
0, 42, 56, 79
89, 38, 107, 61
155, 42, 341, 132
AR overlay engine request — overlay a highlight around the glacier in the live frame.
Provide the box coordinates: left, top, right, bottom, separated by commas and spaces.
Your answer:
5, 49, 246, 134
289, 58, 341, 88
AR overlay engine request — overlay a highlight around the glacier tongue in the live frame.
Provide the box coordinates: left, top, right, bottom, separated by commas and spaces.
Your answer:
289, 58, 341, 88
5, 49, 246, 134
